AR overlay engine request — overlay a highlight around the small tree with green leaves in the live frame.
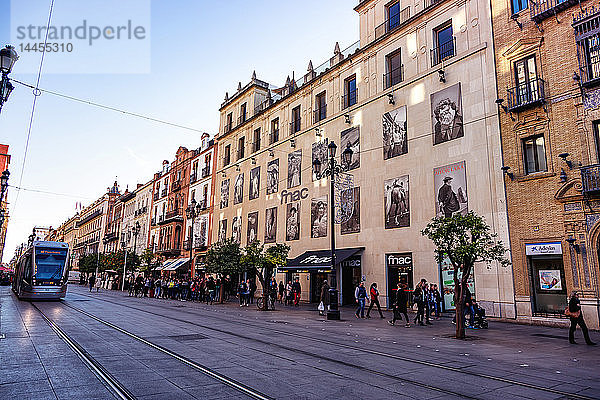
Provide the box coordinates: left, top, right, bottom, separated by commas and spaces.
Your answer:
205, 238, 243, 302
139, 247, 158, 275
240, 241, 290, 311
421, 211, 510, 339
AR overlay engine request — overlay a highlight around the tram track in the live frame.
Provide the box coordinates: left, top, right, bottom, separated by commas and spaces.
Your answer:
30, 302, 136, 400
67, 292, 597, 400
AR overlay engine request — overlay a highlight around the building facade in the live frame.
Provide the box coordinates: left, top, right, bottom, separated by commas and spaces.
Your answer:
492, 0, 600, 328
132, 181, 153, 255
0, 143, 10, 263
212, 0, 514, 314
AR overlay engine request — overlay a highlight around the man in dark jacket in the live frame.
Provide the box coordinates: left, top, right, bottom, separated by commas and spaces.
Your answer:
568, 291, 596, 345
88, 275, 95, 292
320, 280, 330, 315
389, 283, 410, 327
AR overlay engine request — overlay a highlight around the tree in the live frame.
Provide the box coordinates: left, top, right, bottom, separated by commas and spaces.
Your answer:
240, 241, 290, 311
139, 247, 158, 274
421, 211, 510, 339
205, 238, 243, 302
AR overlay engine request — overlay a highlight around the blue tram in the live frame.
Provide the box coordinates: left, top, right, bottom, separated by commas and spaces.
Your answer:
12, 241, 70, 300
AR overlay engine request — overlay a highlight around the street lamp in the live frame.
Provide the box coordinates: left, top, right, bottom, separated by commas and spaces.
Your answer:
121, 237, 128, 291
312, 140, 353, 320
0, 45, 19, 113
132, 221, 141, 255
186, 198, 202, 277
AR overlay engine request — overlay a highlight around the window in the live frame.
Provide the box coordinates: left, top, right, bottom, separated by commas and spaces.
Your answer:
190, 189, 196, 203
240, 103, 247, 124
512, 0, 528, 14
224, 144, 231, 166
344, 76, 357, 108
388, 1, 401, 30
291, 106, 301, 133
226, 113, 233, 133
271, 118, 279, 143
574, 12, 600, 86
432, 22, 454, 66
192, 161, 198, 178
238, 137, 245, 159
594, 121, 600, 163
385, 50, 403, 88
523, 135, 547, 174
315, 92, 326, 122
253, 128, 261, 153
514, 55, 540, 106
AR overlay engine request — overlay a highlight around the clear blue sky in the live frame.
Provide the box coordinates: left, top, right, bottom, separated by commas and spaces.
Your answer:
0, 0, 359, 262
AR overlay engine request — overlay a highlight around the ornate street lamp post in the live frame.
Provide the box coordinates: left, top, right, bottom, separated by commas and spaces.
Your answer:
132, 221, 141, 256
186, 198, 202, 277
312, 141, 353, 320
0, 45, 19, 114
121, 237, 128, 291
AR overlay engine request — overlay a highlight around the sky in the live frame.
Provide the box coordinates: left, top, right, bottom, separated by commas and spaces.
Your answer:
0, 0, 359, 263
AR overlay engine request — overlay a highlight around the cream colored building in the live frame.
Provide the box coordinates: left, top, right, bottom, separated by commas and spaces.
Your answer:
132, 181, 153, 255
149, 161, 170, 253
212, 0, 514, 315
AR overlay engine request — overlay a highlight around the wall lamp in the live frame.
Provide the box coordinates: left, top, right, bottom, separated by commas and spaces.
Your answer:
566, 236, 580, 253
558, 152, 574, 169
511, 13, 523, 29
496, 98, 515, 121
269, 149, 274, 157
251, 157, 256, 165
560, 168, 567, 182
290, 138, 296, 148
438, 69, 446, 83
221, 171, 226, 178
501, 166, 514, 180
388, 93, 395, 105
315, 127, 322, 137
235, 164, 240, 172
344, 114, 351, 124
573, 71, 587, 99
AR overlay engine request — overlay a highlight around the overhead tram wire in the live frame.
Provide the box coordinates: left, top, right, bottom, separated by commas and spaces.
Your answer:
11, 0, 56, 218
8, 184, 95, 201
11, 79, 205, 134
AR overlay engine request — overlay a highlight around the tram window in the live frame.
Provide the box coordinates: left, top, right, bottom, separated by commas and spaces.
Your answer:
23, 256, 33, 283
35, 251, 67, 280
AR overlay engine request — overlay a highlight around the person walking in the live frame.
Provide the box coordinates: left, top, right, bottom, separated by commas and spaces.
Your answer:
285, 280, 293, 306
389, 282, 410, 327
278, 280, 285, 304
88, 275, 96, 292
319, 280, 330, 316
413, 281, 426, 325
239, 280, 248, 306
94, 275, 102, 292
249, 279, 256, 304
292, 278, 302, 306
354, 281, 369, 319
431, 284, 441, 319
366, 282, 385, 319
568, 291, 596, 345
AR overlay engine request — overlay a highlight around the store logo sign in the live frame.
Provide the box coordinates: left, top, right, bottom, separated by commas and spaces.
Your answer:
386, 253, 412, 267
526, 242, 562, 256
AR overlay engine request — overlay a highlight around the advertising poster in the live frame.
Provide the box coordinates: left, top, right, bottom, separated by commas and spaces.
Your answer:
312, 139, 328, 181
431, 82, 463, 145
288, 150, 302, 188
341, 187, 360, 234
247, 211, 258, 244
440, 257, 475, 311
340, 126, 360, 170
264, 207, 277, 243
433, 161, 468, 218
384, 176, 409, 228
382, 105, 408, 159
311, 196, 327, 238
539, 270, 562, 291
249, 167, 260, 200
286, 202, 300, 241
267, 159, 279, 194
234, 173, 244, 205
220, 179, 229, 209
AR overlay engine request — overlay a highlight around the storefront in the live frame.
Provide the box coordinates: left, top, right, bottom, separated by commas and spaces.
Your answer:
439, 257, 476, 311
385, 253, 413, 308
526, 242, 567, 316
281, 247, 363, 304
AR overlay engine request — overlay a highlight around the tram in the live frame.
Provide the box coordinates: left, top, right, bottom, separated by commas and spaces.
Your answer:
12, 241, 70, 300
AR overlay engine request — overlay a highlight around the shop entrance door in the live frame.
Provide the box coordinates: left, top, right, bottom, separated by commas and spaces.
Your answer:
310, 272, 328, 303
530, 255, 567, 316
341, 256, 362, 305
386, 265, 413, 308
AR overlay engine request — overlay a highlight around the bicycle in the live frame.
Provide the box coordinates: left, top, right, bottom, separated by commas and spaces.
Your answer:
256, 295, 276, 310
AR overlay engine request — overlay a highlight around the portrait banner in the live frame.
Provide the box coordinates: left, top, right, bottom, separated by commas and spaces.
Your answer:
312, 139, 328, 181
341, 187, 360, 234
334, 172, 354, 224
249, 166, 260, 200
288, 150, 302, 188
264, 207, 277, 243
218, 219, 227, 243
340, 126, 360, 170
220, 179, 230, 209
431, 83, 463, 145
267, 159, 279, 194
384, 175, 409, 229
433, 161, 468, 218
247, 211, 258, 245
311, 196, 328, 238
234, 173, 244, 205
383, 105, 408, 159
232, 216, 242, 243
286, 202, 300, 241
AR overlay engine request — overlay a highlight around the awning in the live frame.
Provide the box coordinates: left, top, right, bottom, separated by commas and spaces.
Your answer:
154, 259, 175, 271
163, 258, 190, 271
280, 247, 364, 273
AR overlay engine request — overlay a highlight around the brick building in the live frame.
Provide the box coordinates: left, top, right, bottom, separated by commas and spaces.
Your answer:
492, 0, 600, 328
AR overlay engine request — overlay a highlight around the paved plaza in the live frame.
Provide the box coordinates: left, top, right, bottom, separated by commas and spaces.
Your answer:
0, 285, 599, 399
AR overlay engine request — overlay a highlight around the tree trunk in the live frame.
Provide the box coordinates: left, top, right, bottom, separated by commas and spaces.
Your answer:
453, 264, 465, 339
219, 274, 225, 303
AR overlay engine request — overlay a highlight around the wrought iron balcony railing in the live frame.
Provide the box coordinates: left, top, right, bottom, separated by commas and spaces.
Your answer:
161, 188, 168, 197
581, 164, 600, 195
224, 121, 233, 134
270, 130, 279, 144
531, 0, 580, 23
383, 65, 404, 89
171, 180, 181, 192
190, 173, 197, 183
431, 37, 455, 67
313, 105, 327, 123
201, 166, 211, 178
342, 88, 358, 109
507, 78, 546, 112
374, 6, 411, 42
153, 191, 159, 201
290, 118, 301, 134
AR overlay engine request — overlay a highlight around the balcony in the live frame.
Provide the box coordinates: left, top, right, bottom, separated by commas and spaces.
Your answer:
531, 0, 580, 23
313, 105, 327, 123
190, 173, 197, 184
237, 149, 245, 160
151, 217, 157, 226
238, 115, 247, 126
342, 88, 358, 109
252, 138, 261, 153
201, 166, 210, 178
506, 78, 546, 112
160, 208, 183, 224
431, 37, 455, 67
374, 6, 411, 42
270, 130, 279, 144
161, 188, 168, 197
223, 155, 231, 166
383, 65, 404, 89
224, 121, 233, 134
104, 232, 117, 242
581, 165, 600, 195
157, 247, 181, 257
172, 180, 181, 192
153, 191, 159, 201
158, 214, 165, 223
198, 199, 208, 211
290, 118, 301, 134
75, 209, 102, 227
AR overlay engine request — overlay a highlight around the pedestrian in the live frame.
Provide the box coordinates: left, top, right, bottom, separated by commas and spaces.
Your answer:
389, 282, 410, 327
244, 279, 252, 306
567, 291, 596, 345
413, 280, 429, 326
88, 275, 96, 292
94, 275, 102, 292
144, 278, 151, 297
249, 279, 256, 304
206, 277, 216, 304
319, 280, 330, 316
431, 284, 441, 319
366, 282, 385, 319
278, 280, 285, 304
292, 277, 302, 306
285, 280, 293, 306
355, 281, 368, 318
154, 278, 162, 299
